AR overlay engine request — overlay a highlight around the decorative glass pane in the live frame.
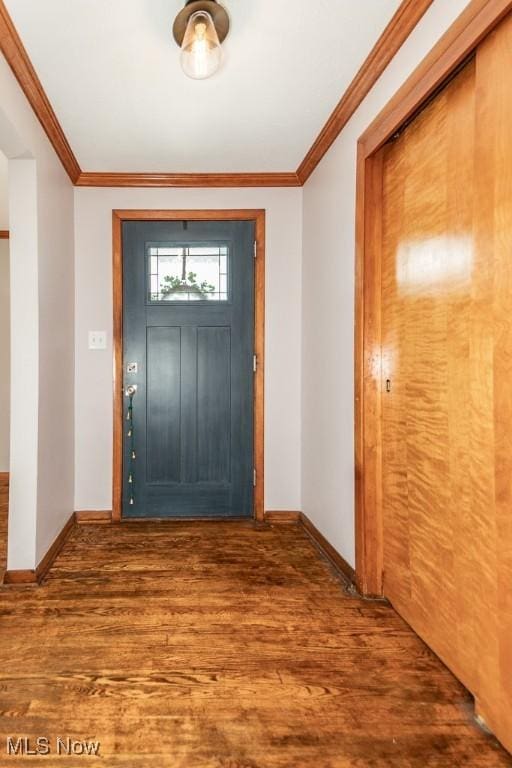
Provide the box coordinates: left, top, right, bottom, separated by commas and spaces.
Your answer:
148, 244, 229, 302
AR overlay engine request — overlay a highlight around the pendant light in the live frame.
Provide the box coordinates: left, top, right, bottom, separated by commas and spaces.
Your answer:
173, 1, 230, 80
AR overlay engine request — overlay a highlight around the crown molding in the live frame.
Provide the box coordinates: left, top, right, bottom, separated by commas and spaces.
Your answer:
75, 171, 301, 188
296, 0, 435, 184
0, 0, 432, 188
0, 1, 81, 183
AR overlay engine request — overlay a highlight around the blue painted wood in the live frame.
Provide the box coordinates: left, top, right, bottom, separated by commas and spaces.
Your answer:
122, 220, 254, 518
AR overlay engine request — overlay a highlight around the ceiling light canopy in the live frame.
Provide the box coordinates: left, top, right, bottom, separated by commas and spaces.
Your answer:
173, 0, 230, 80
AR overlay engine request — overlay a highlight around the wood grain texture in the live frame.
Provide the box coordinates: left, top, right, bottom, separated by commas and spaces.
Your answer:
0, 487, 510, 766
0, 230, 9, 239
112, 210, 265, 523
300, 512, 356, 586
2, 568, 37, 585
378, 17, 512, 752
77, 172, 300, 188
296, 0, 435, 184
354, 146, 385, 597
381, 60, 477, 656
470, 16, 512, 746
355, 0, 512, 596
360, 0, 512, 157
253, 213, 265, 522
3, 512, 75, 586
263, 511, 301, 523
0, 1, 81, 183
75, 510, 113, 525
35, 513, 75, 583
112, 212, 123, 522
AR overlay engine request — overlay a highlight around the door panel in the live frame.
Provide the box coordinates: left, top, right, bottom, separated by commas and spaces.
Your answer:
146, 326, 181, 484
122, 219, 254, 519
380, 12, 512, 753
382, 59, 476, 672
197, 326, 231, 483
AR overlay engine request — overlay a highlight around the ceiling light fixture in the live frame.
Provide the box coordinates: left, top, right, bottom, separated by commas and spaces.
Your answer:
173, 0, 230, 80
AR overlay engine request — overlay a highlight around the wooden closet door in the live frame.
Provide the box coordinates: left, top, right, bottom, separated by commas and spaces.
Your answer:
380, 13, 512, 752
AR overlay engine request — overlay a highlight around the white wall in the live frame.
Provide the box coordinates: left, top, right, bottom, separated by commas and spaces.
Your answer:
0, 237, 9, 472
74, 187, 302, 513
0, 152, 8, 228
8, 158, 39, 569
0, 153, 8, 471
0, 52, 74, 570
301, 0, 471, 567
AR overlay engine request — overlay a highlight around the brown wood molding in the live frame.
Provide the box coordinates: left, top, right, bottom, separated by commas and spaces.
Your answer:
75, 510, 113, 525
77, 172, 301, 188
0, 230, 9, 239
112, 209, 265, 523
300, 512, 356, 585
354, 143, 384, 598
3, 512, 75, 585
0, 0, 433, 190
354, 0, 512, 597
296, 0, 435, 184
360, 0, 512, 156
264, 511, 301, 523
35, 513, 75, 582
263, 509, 356, 584
0, 471, 9, 483
0, 1, 81, 184
3, 569, 37, 585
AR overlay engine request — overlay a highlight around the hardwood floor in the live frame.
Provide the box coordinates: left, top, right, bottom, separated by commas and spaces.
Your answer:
0, 511, 510, 765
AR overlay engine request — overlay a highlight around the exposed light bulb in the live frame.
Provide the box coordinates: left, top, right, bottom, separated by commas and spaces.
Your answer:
180, 10, 222, 80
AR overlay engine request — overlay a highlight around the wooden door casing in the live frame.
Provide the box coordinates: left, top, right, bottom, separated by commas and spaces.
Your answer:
376, 15, 512, 752
112, 210, 266, 523
355, 0, 512, 600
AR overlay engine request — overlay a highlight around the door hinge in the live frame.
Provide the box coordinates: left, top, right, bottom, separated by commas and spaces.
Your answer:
253, 354, 257, 373
253, 468, 257, 487
253, 240, 257, 258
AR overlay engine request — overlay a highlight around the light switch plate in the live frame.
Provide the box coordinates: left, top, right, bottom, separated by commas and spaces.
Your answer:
88, 331, 107, 350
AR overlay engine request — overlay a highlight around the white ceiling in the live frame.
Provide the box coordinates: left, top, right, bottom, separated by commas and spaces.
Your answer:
5, 0, 401, 173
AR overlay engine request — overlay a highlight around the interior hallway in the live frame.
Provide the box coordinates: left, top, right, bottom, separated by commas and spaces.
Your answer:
0, 491, 509, 767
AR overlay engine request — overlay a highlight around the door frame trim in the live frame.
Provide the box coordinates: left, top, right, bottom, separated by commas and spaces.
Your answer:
354, 0, 512, 596
112, 209, 266, 523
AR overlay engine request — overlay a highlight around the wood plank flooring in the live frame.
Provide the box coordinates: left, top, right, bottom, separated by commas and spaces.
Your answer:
0, 511, 510, 765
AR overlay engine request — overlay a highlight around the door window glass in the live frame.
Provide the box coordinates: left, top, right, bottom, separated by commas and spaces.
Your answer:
148, 244, 229, 302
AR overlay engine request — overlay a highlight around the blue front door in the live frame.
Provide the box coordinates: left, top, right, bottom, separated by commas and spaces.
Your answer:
122, 219, 255, 518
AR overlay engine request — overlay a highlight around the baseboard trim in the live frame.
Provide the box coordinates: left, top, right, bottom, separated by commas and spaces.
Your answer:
36, 514, 75, 582
3, 569, 37, 585
75, 510, 113, 524
3, 512, 75, 586
264, 509, 356, 584
299, 512, 356, 585
264, 510, 302, 523
0, 472, 9, 483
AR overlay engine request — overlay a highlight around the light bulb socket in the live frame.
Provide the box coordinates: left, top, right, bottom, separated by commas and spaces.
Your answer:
173, 0, 229, 46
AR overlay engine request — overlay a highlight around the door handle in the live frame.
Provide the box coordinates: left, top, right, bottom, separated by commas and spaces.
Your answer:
125, 384, 138, 397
